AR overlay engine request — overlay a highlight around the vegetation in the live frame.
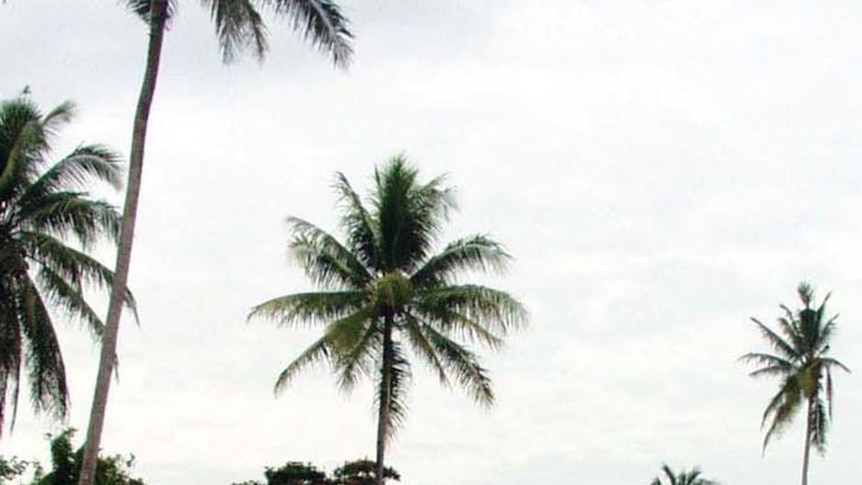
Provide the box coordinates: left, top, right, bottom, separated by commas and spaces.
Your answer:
0, 95, 133, 435
741, 282, 849, 485
250, 156, 527, 484
78, 1, 353, 483
0, 455, 32, 483
649, 464, 718, 485
233, 459, 399, 485
0, 429, 145, 485
30, 429, 146, 485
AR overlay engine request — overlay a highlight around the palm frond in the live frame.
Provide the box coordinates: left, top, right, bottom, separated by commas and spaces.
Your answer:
333, 172, 379, 269
0, 98, 45, 200
35, 266, 104, 338
274, 335, 331, 393
750, 317, 798, 361
761, 377, 802, 451
271, 306, 377, 393
207, 0, 268, 63
25, 144, 123, 194
21, 232, 137, 320
410, 234, 511, 289
373, 155, 456, 272
0, 296, 23, 434
375, 342, 411, 443
333, 315, 379, 393
268, 0, 353, 68
401, 314, 448, 385
815, 315, 839, 354
738, 352, 795, 378
424, 326, 494, 406
123, 0, 177, 22
820, 357, 850, 373
18, 194, 121, 250
810, 397, 828, 453
415, 284, 527, 337
287, 217, 371, 290
17, 277, 67, 420
248, 290, 367, 327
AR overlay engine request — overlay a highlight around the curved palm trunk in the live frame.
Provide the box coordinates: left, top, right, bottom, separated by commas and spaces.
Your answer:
800, 395, 815, 485
376, 317, 394, 485
78, 2, 168, 484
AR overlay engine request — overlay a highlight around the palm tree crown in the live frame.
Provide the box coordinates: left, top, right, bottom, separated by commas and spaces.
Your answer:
741, 283, 849, 452
650, 464, 718, 485
250, 155, 527, 483
0, 95, 134, 434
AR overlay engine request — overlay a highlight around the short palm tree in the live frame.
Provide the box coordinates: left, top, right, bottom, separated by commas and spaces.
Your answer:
740, 282, 849, 485
78, 2, 352, 483
250, 156, 527, 485
0, 95, 133, 434
649, 464, 718, 485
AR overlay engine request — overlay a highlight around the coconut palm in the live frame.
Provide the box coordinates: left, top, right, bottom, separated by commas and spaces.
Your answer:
78, 2, 352, 483
250, 156, 527, 485
649, 464, 718, 485
740, 282, 849, 485
0, 95, 133, 435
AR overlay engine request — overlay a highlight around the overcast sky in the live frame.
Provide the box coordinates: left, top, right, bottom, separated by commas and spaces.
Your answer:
2, 0, 862, 484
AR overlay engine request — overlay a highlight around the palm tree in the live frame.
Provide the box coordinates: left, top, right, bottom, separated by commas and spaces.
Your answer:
249, 156, 527, 485
0, 95, 133, 435
740, 282, 850, 485
649, 464, 718, 485
78, 2, 352, 484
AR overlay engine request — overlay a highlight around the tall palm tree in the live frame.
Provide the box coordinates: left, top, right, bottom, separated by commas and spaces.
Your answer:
0, 95, 133, 435
649, 464, 718, 485
78, 2, 352, 484
740, 282, 849, 485
250, 156, 527, 485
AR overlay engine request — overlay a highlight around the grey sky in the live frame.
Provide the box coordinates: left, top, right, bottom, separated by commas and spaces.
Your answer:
2, 0, 861, 484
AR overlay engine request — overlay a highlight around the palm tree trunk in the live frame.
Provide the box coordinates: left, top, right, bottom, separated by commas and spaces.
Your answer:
78, 2, 168, 484
376, 317, 394, 485
800, 395, 815, 485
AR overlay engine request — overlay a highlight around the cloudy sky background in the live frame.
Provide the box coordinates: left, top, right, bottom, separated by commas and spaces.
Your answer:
2, 0, 862, 483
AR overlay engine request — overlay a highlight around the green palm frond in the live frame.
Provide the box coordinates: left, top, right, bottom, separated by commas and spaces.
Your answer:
739, 352, 794, 378
810, 397, 828, 452
274, 334, 332, 394
21, 232, 136, 317
373, 155, 456, 272
761, 376, 803, 450
410, 234, 510, 288
375, 342, 411, 442
123, 0, 177, 22
249, 290, 367, 327
416, 284, 527, 337
269, 0, 353, 68
208, 0, 268, 62
750, 317, 798, 361
333, 316, 379, 393
19, 194, 121, 249
288, 217, 372, 289
35, 266, 104, 338
273, 307, 377, 393
333, 172, 379, 269
17, 277, 67, 420
401, 314, 449, 384
651, 464, 718, 485
424, 326, 494, 406
820, 357, 850, 373
26, 144, 123, 193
